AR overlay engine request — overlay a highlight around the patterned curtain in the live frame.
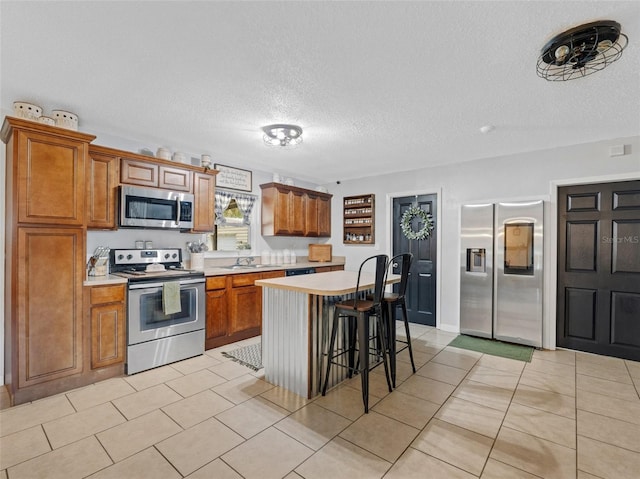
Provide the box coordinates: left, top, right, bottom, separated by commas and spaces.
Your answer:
234, 194, 257, 225
215, 189, 257, 225
214, 190, 233, 225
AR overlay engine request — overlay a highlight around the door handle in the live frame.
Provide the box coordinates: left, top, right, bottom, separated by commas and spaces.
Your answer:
419, 273, 431, 277
392, 262, 398, 268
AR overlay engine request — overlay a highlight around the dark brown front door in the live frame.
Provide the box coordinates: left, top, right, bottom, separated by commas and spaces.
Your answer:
393, 194, 437, 326
557, 180, 640, 361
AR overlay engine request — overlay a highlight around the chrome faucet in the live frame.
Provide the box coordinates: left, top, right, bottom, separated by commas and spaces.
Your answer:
234, 254, 254, 266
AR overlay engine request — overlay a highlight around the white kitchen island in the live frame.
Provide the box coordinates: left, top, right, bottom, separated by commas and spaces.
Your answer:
255, 270, 398, 399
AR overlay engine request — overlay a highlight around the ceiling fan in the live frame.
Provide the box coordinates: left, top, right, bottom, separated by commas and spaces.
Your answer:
536, 20, 628, 81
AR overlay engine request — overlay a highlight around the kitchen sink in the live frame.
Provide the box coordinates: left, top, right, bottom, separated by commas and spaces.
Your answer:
220, 264, 268, 270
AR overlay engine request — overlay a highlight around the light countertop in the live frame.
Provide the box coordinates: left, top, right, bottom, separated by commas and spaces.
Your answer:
255, 270, 399, 296
83, 275, 128, 287
202, 260, 345, 277
83, 260, 346, 286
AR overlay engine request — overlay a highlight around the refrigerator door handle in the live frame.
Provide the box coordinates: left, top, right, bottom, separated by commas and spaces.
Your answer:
419, 273, 431, 277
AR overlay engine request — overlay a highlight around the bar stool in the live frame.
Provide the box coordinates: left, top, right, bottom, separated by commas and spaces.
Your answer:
321, 254, 392, 413
383, 253, 415, 387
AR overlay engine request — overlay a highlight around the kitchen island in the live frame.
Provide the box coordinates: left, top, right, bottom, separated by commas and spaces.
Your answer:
255, 270, 399, 399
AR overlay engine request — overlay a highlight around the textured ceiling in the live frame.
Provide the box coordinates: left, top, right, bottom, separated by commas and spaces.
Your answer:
2, 1, 639, 184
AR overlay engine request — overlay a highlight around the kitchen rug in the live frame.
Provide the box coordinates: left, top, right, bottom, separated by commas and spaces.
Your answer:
222, 343, 263, 371
447, 335, 534, 362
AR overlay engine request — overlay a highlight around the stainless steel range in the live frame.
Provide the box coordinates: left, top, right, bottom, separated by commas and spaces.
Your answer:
110, 248, 205, 374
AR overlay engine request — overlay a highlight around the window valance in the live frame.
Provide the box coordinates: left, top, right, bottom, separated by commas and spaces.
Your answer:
215, 189, 257, 225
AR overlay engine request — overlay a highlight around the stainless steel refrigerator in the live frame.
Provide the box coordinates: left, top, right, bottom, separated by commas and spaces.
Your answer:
460, 200, 543, 348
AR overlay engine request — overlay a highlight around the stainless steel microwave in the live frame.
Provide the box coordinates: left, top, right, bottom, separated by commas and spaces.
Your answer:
119, 185, 195, 230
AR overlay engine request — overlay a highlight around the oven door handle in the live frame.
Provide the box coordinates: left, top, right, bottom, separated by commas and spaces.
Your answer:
128, 278, 205, 290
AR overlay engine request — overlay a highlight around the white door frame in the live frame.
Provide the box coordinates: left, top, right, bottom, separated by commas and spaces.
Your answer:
386, 188, 442, 329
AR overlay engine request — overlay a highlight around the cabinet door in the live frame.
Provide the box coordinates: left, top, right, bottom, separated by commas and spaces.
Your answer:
318, 195, 332, 237
16, 227, 85, 387
261, 184, 293, 236
206, 289, 228, 349
159, 165, 192, 192
16, 129, 86, 225
87, 149, 118, 229
289, 190, 306, 236
305, 193, 319, 237
91, 301, 126, 369
192, 172, 216, 232
120, 158, 158, 187
229, 286, 261, 335
273, 187, 292, 235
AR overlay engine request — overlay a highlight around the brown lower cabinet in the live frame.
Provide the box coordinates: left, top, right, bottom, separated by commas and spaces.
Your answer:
89, 284, 126, 369
205, 270, 285, 349
314, 265, 345, 273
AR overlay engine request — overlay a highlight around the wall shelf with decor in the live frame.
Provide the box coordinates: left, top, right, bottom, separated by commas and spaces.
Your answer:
343, 194, 374, 244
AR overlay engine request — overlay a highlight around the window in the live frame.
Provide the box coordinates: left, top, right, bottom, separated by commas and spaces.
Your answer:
207, 190, 256, 251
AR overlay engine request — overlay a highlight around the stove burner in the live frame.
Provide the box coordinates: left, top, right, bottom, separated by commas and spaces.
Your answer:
110, 248, 204, 282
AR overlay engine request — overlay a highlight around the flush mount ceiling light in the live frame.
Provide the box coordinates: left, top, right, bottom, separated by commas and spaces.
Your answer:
536, 20, 628, 81
262, 124, 303, 147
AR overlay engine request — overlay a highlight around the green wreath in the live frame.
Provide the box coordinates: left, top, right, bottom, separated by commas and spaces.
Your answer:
401, 205, 434, 240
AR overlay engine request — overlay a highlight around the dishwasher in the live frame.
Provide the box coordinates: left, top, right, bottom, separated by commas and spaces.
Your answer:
285, 267, 316, 276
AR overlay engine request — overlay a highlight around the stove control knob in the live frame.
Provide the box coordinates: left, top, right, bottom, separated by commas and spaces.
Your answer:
172, 253, 178, 259
126, 254, 133, 260
164, 253, 170, 259
117, 254, 124, 260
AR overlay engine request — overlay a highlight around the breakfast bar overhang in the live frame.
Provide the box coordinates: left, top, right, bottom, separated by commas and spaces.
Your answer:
255, 270, 399, 399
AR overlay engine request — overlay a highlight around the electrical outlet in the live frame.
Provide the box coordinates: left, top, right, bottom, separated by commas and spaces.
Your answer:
609, 145, 625, 157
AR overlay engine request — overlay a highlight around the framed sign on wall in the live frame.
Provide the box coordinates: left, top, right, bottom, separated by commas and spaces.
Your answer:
214, 164, 252, 192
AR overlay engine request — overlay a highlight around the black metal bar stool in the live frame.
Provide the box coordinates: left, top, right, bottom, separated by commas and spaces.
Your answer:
321, 254, 392, 413
383, 253, 415, 387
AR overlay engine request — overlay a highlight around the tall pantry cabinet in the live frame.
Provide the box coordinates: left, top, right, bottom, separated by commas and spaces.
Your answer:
2, 117, 96, 405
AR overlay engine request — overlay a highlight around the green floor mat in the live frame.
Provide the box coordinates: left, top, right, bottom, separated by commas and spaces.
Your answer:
448, 335, 534, 362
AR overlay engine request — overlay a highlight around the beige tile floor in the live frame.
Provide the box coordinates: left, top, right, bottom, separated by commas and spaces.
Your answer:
1, 323, 640, 479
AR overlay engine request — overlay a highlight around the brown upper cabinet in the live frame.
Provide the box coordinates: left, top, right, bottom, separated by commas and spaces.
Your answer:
305, 191, 332, 237
121, 157, 192, 192
120, 157, 158, 187
2, 118, 95, 226
87, 147, 217, 231
87, 145, 120, 229
192, 172, 216, 232
261, 182, 332, 237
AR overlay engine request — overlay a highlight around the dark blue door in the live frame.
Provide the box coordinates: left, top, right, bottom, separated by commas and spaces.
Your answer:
392, 194, 437, 326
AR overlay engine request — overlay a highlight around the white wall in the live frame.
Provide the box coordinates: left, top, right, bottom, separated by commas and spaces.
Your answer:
330, 136, 640, 349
